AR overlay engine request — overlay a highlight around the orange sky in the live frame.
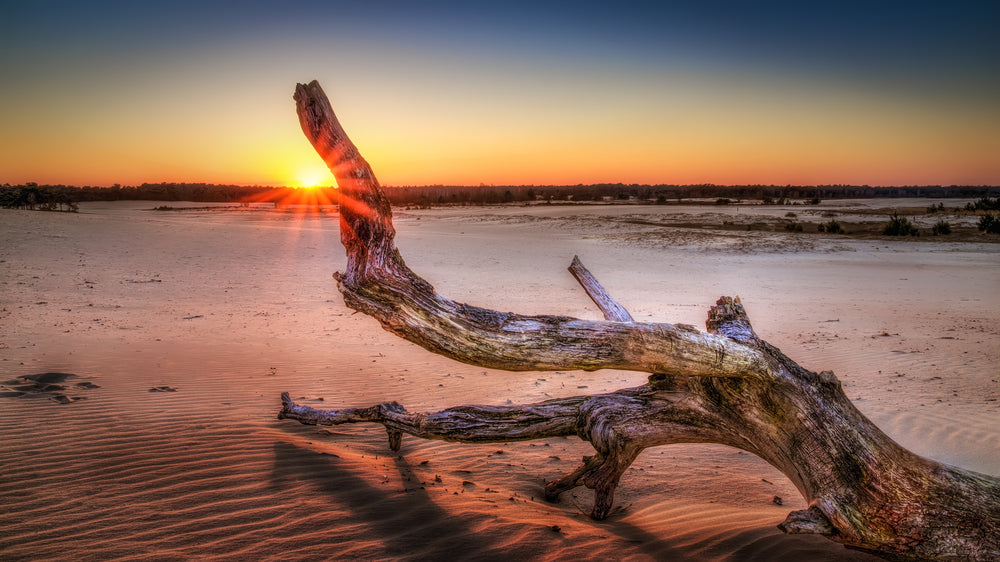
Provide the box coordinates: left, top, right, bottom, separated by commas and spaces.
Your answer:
2, 3, 998, 188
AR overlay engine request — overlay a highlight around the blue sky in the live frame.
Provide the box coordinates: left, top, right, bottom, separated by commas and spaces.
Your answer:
2, 0, 998, 186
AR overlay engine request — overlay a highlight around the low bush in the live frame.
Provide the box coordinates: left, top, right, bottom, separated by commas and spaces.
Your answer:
966, 196, 1000, 212
979, 214, 1000, 234
931, 220, 951, 236
818, 220, 844, 234
883, 214, 919, 236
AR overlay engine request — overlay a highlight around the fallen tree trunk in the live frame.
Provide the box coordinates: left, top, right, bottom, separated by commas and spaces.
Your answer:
283, 80, 1000, 560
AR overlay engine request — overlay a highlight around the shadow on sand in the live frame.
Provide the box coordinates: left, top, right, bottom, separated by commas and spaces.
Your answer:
271, 427, 863, 561
270, 439, 509, 559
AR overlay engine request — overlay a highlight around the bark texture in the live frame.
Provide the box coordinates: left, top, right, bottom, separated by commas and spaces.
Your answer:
283, 80, 1000, 561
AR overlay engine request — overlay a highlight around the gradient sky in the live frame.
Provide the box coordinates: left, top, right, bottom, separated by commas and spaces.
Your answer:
2, 1, 998, 187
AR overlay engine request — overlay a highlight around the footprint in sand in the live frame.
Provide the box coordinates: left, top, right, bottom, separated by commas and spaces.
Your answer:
0, 372, 100, 404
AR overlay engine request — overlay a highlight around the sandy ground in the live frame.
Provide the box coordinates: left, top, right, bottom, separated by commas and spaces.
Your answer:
1, 200, 997, 561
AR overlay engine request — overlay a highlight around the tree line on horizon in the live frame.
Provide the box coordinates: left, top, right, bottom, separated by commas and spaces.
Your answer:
381, 183, 997, 207
1, 181, 998, 211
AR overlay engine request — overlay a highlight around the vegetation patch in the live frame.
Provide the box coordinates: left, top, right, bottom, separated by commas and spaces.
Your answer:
882, 214, 919, 236
966, 196, 1000, 212
931, 220, 952, 236
979, 214, 1000, 234
818, 220, 844, 234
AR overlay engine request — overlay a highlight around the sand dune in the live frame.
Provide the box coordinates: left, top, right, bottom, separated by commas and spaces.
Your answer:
1, 201, 996, 560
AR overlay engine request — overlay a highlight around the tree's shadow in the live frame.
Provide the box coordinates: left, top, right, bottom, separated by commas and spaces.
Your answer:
271, 428, 693, 560
271, 438, 509, 560
271, 426, 869, 561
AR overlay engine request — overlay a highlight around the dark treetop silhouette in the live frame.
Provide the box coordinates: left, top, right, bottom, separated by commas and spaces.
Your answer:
279, 80, 999, 561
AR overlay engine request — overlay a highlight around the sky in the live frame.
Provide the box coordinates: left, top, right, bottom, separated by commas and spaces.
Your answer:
1, 1, 998, 188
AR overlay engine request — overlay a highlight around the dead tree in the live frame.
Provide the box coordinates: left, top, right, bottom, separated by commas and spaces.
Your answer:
280, 80, 999, 560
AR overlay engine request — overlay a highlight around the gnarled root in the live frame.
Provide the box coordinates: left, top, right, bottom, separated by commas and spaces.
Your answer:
543, 449, 640, 520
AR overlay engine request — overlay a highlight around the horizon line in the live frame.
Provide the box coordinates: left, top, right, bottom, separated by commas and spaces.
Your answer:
5, 181, 1000, 190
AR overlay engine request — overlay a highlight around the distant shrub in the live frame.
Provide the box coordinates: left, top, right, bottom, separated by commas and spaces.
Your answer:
785, 212, 797, 218
784, 222, 803, 232
927, 202, 946, 214
715, 198, 731, 205
931, 220, 952, 236
883, 213, 919, 236
761, 196, 774, 205
818, 220, 844, 234
979, 214, 1000, 234
966, 196, 1000, 212
808, 197, 821, 205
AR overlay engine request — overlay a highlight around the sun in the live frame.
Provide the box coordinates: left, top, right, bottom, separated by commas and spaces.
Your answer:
295, 166, 334, 189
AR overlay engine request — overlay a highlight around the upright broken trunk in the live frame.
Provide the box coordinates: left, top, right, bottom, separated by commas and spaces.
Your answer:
282, 80, 1000, 560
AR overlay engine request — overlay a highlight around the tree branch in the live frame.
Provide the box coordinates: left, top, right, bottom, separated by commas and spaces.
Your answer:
567, 255, 634, 322
293, 80, 768, 379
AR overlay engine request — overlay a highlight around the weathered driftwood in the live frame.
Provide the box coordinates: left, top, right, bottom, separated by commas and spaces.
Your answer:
281, 80, 1000, 560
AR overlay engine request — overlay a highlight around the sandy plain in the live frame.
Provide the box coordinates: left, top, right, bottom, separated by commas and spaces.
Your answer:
1, 199, 997, 560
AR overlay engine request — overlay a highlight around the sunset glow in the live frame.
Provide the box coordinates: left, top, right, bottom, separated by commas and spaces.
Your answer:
1, 2, 998, 187
295, 166, 335, 189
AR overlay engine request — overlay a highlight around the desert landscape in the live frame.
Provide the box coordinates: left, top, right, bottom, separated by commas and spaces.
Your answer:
1, 199, 997, 560
4, 0, 999, 558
